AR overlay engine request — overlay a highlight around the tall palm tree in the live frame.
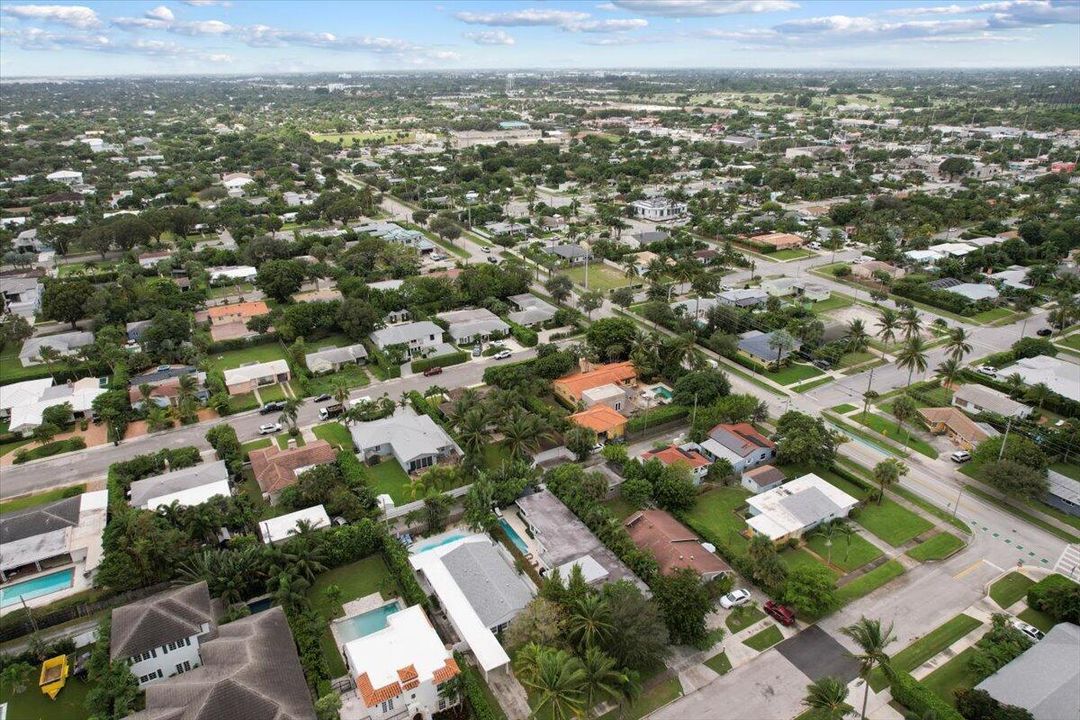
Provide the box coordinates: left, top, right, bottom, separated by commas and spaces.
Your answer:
945, 327, 972, 362
520, 648, 586, 720
567, 594, 614, 650
846, 319, 871, 355
809, 520, 845, 565
502, 411, 548, 461
278, 396, 305, 431
875, 308, 900, 347
1025, 382, 1053, 411
331, 378, 350, 406
1004, 372, 1025, 399
579, 647, 627, 717
802, 676, 854, 720
455, 408, 489, 459
900, 307, 922, 341
936, 357, 962, 389
896, 337, 929, 386
841, 617, 897, 720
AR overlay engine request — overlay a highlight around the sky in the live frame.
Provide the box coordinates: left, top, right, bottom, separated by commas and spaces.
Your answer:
0, 0, 1077, 77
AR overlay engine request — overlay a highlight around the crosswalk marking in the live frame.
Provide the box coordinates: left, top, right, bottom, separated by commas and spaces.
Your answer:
1052, 544, 1080, 579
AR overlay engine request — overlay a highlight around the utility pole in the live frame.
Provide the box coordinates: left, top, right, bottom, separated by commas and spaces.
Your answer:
997, 416, 1013, 461
952, 484, 965, 519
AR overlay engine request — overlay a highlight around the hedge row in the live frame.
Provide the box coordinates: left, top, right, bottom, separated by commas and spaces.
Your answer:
508, 320, 539, 347
411, 350, 468, 373
107, 446, 202, 499
363, 340, 402, 380
625, 404, 690, 433
455, 652, 507, 720
13, 437, 87, 464
890, 671, 965, 720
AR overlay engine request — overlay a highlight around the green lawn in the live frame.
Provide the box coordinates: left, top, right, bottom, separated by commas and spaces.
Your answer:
0, 347, 61, 385
307, 555, 399, 677
240, 437, 272, 457
907, 533, 965, 562
1060, 334, 1080, 352
704, 651, 732, 675
258, 383, 288, 403
852, 412, 939, 459
868, 614, 983, 691
1017, 606, 1056, 633
565, 263, 630, 291
605, 496, 639, 521
228, 392, 259, 413
0, 667, 91, 720
482, 442, 514, 471
598, 675, 682, 720
989, 572, 1034, 609
836, 560, 905, 605
831, 404, 858, 414
742, 625, 784, 651
312, 422, 354, 450
275, 433, 305, 450
770, 248, 813, 261
837, 351, 875, 369
888, 483, 972, 534
725, 604, 766, 633
367, 459, 412, 504
0, 485, 84, 514
920, 645, 984, 707
767, 363, 824, 386
794, 376, 834, 393
781, 547, 840, 577
809, 294, 854, 314
1051, 462, 1080, 481
971, 307, 1014, 324
683, 487, 754, 558
205, 342, 287, 372
303, 365, 370, 397
804, 532, 883, 573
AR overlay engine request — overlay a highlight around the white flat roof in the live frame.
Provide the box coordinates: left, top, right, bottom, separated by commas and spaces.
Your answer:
746, 473, 859, 540
258, 505, 330, 544
141, 480, 231, 512
343, 605, 452, 697
223, 359, 289, 385
409, 535, 511, 674
554, 555, 608, 585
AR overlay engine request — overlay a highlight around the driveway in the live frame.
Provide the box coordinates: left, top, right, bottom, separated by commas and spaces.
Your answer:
775, 625, 860, 683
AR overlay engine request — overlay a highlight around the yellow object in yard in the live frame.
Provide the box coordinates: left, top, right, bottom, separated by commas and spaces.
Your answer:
39, 654, 69, 699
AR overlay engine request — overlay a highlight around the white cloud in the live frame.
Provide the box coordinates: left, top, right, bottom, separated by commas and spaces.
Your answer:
886, 0, 1079, 26
464, 29, 516, 45
1, 26, 233, 61
172, 20, 233, 35
1, 4, 101, 29
145, 6, 174, 22
455, 9, 592, 26
575, 18, 649, 32
609, 0, 799, 17
596, 2, 618, 9
180, 0, 232, 6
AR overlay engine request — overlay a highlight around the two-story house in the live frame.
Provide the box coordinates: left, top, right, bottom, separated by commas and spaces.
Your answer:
699, 423, 776, 475
110, 582, 220, 687
369, 321, 444, 360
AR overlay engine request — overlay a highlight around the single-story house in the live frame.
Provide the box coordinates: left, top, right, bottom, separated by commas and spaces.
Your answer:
952, 384, 1032, 419
207, 301, 270, 342
351, 407, 462, 475
222, 359, 291, 395
625, 509, 730, 582
436, 308, 510, 345
760, 278, 830, 301
631, 230, 669, 247
552, 361, 637, 406
547, 243, 591, 264
221, 172, 254, 191
946, 283, 999, 302
630, 198, 687, 221
639, 444, 712, 482
850, 260, 905, 281
567, 405, 627, 441
208, 265, 258, 283
304, 343, 368, 374
671, 296, 722, 321
918, 407, 999, 451
127, 365, 208, 407
719, 288, 768, 308
750, 232, 804, 251
1010, 355, 1080, 403
19, 330, 94, 367
370, 321, 444, 359
0, 276, 42, 319
975, 622, 1079, 720
250, 440, 338, 503
506, 293, 557, 327
128, 460, 231, 511
700, 423, 777, 475
737, 330, 802, 364
904, 249, 944, 265
3, 377, 104, 435
1045, 470, 1080, 518
258, 505, 331, 544
988, 266, 1032, 290
741, 464, 786, 494
746, 473, 860, 542
929, 242, 977, 257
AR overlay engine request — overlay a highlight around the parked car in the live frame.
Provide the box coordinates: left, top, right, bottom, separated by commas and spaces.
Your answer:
487, 256, 499, 264
319, 403, 344, 420
1010, 619, 1045, 642
259, 401, 285, 415
812, 359, 832, 370
720, 589, 752, 609
423, 366, 443, 376
259, 423, 282, 435
481, 246, 491, 253
808, 241, 822, 250
950, 450, 972, 463
472, 345, 483, 357
1036, 328, 1053, 337
314, 394, 332, 402
493, 349, 512, 360
764, 600, 796, 626
591, 442, 606, 454
977, 366, 998, 378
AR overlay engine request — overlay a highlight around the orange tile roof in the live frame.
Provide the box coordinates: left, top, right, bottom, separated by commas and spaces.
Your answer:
207, 301, 269, 320
249, 440, 337, 495
568, 405, 627, 433
625, 509, 730, 577
432, 657, 460, 684
356, 672, 401, 707
641, 445, 711, 469
553, 361, 637, 402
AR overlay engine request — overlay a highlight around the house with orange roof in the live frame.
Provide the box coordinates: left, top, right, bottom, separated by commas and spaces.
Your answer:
206, 300, 270, 341
341, 604, 460, 720
568, 405, 627, 441
918, 406, 998, 451
640, 444, 712, 482
552, 360, 637, 407
249, 439, 337, 503
749, 232, 805, 251
625, 509, 730, 582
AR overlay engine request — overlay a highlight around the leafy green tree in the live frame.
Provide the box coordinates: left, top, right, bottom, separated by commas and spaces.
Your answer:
775, 411, 844, 466
652, 463, 698, 513
579, 646, 628, 717
783, 565, 838, 617
973, 435, 1048, 472
890, 395, 919, 447
422, 493, 452, 534
462, 476, 498, 533
896, 337, 929, 387
578, 290, 604, 319
620, 475, 651, 509
652, 567, 711, 646
255, 259, 306, 302
315, 692, 343, 720
545, 274, 574, 304
566, 425, 598, 462
982, 460, 1049, 500
673, 369, 731, 407
586, 317, 637, 359
515, 645, 586, 720
42, 278, 93, 328
748, 533, 788, 589
841, 617, 897, 720
336, 298, 379, 340
0, 661, 34, 695
505, 598, 569, 652
600, 581, 669, 671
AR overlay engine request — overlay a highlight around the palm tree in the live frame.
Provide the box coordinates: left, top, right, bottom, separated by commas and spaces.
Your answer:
846, 319, 871, 354
579, 647, 627, 717
802, 676, 854, 720
768, 329, 797, 370
1025, 382, 1053, 411
455, 408, 489, 459
810, 520, 845, 565
518, 647, 586, 720
331, 378, 350, 406
861, 389, 879, 418
841, 617, 897, 720
502, 411, 547, 461
1004, 372, 1025, 399
278, 396, 305, 431
936, 358, 962, 389
875, 308, 900, 347
567, 594, 614, 650
269, 569, 311, 612
945, 327, 972, 362
872, 459, 908, 505
900, 307, 922, 341
36, 346, 62, 381
896, 337, 929, 386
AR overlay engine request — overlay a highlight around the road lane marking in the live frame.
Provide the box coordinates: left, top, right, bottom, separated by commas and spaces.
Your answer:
953, 560, 987, 579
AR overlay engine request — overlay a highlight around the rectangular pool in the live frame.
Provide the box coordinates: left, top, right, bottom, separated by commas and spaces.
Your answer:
336, 600, 403, 644
410, 531, 468, 554
499, 518, 529, 554
0, 568, 75, 608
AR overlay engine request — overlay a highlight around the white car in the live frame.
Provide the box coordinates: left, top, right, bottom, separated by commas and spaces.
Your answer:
977, 366, 998, 378
258, 423, 282, 435
720, 589, 752, 609
1010, 619, 1044, 642
591, 442, 606, 454
493, 350, 512, 360
481, 246, 491, 253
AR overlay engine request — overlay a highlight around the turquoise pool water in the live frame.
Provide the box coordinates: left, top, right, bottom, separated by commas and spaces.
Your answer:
0, 568, 75, 608
654, 386, 673, 400
410, 531, 468, 554
337, 601, 403, 644
499, 518, 529, 553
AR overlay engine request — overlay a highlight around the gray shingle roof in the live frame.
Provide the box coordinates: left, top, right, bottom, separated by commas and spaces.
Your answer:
125, 607, 315, 720
778, 487, 843, 526
369, 321, 442, 348
976, 622, 1080, 720
128, 460, 230, 509
111, 582, 218, 660
441, 541, 533, 629
0, 495, 81, 544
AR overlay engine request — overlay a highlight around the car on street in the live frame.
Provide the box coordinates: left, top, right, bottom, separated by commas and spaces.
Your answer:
493, 349, 512, 360
764, 600, 796, 626
259, 423, 282, 435
808, 241, 822, 250
472, 345, 483, 357
720, 589, 752, 609
314, 394, 332, 402
487, 256, 499, 264
1010, 619, 1044, 642
977, 366, 998, 378
259, 401, 285, 415
1036, 328, 1053, 337
423, 366, 443, 376
950, 450, 972, 463
481, 246, 490, 253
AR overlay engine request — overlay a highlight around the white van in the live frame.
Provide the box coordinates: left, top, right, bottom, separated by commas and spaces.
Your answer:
950, 450, 972, 464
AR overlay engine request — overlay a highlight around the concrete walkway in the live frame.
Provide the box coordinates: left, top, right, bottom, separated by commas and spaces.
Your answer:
486, 665, 531, 720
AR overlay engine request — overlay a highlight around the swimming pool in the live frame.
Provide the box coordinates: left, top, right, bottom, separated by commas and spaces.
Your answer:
410, 531, 468, 554
499, 518, 529, 554
654, 385, 673, 400
336, 600, 403, 644
246, 596, 273, 614
0, 568, 75, 608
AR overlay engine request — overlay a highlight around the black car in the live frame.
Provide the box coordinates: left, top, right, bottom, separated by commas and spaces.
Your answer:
1036, 328, 1053, 337
314, 394, 332, 402
812, 359, 832, 370
259, 401, 285, 415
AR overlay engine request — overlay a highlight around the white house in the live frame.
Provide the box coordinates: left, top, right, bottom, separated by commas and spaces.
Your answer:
350, 407, 461, 475
258, 505, 331, 544
369, 321, 444, 359
746, 473, 859, 542
0, 276, 42, 319
110, 582, 219, 688
435, 308, 509, 345
1, 377, 104, 435
208, 265, 258, 283
127, 460, 231, 511
630, 197, 687, 221
953, 384, 1032, 419
221, 172, 254, 191
222, 359, 291, 395
46, 170, 83, 186
18, 331, 94, 367
580, 383, 628, 413
342, 605, 461, 720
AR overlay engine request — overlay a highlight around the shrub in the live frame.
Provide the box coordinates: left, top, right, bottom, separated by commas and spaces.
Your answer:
890, 672, 964, 720
509, 321, 539, 347
1027, 573, 1080, 623
455, 652, 504, 720
107, 446, 202, 498
626, 404, 690, 433
410, 351, 468, 373
12, 437, 87, 464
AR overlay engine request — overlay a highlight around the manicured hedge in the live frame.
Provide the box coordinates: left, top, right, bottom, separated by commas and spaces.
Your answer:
12, 437, 87, 464
626, 404, 690, 433
411, 351, 468, 373
107, 446, 202, 499
890, 671, 964, 720
1027, 573, 1080, 623
456, 652, 507, 720
508, 320, 539, 347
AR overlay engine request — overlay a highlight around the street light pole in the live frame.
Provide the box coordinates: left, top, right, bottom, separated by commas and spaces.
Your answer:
951, 484, 965, 519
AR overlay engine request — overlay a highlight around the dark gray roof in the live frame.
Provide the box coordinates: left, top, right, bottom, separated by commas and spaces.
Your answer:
441, 541, 533, 629
111, 582, 218, 660
125, 607, 315, 720
928, 277, 962, 289
548, 244, 590, 259
976, 622, 1080, 720
130, 365, 199, 387
128, 460, 229, 509
738, 330, 801, 362
0, 495, 81, 544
